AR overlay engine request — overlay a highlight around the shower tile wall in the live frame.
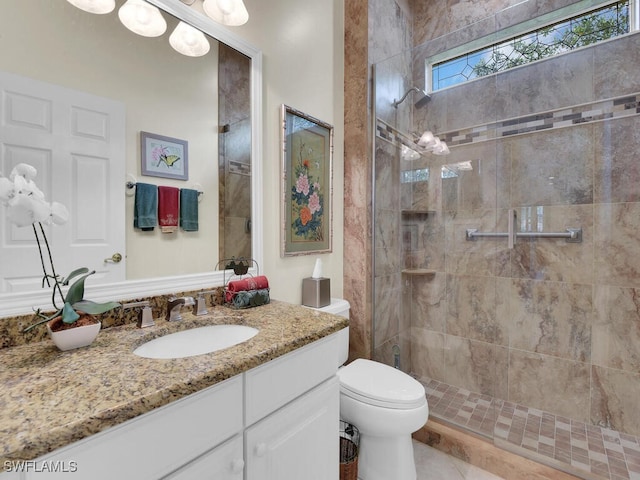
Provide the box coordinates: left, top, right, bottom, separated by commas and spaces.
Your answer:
400, 29, 640, 440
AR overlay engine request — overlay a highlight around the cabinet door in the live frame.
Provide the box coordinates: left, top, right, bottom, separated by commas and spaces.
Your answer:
163, 435, 244, 480
245, 376, 339, 480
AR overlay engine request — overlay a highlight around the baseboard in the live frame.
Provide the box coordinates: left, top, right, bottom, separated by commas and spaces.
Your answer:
413, 417, 591, 480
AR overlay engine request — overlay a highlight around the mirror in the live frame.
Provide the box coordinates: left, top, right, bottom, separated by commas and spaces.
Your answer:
0, 0, 263, 316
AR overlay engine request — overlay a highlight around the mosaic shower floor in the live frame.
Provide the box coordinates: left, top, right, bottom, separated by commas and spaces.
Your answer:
421, 378, 640, 480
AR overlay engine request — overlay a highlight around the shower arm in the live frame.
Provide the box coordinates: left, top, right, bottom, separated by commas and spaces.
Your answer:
392, 87, 420, 108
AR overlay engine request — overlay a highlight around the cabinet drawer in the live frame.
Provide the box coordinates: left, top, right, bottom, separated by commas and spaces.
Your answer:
28, 376, 243, 480
244, 331, 340, 425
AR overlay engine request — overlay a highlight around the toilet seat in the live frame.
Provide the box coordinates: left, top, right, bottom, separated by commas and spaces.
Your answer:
337, 359, 426, 409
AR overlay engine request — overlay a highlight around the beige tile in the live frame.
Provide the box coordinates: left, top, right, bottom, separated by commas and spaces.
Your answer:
411, 327, 446, 383
504, 126, 594, 207
446, 274, 507, 346
594, 32, 640, 98
444, 335, 508, 397
441, 143, 499, 212
508, 350, 590, 422
411, 272, 447, 332
445, 211, 500, 277
591, 365, 640, 436
508, 279, 592, 362
508, 204, 594, 284
594, 116, 640, 204
593, 285, 640, 373
373, 273, 402, 347
594, 202, 640, 288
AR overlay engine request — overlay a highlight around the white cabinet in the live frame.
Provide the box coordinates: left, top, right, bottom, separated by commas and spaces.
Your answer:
245, 377, 339, 480
7, 330, 344, 480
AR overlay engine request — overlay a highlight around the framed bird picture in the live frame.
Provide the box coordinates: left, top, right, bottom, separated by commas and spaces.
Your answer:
140, 131, 188, 181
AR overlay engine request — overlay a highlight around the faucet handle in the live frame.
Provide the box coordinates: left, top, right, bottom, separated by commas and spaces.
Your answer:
194, 293, 208, 316
123, 301, 155, 329
138, 306, 155, 328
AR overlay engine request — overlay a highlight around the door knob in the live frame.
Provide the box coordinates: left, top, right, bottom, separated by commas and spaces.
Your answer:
104, 253, 123, 263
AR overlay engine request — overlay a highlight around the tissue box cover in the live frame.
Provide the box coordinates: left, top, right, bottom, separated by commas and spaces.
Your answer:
302, 277, 330, 308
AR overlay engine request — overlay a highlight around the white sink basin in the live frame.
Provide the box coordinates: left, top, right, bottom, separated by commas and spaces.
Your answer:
133, 324, 259, 359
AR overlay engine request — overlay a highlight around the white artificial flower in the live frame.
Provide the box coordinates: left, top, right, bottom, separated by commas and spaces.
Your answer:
0, 176, 14, 204
10, 163, 38, 182
49, 202, 69, 226
6, 195, 50, 227
2, 163, 69, 228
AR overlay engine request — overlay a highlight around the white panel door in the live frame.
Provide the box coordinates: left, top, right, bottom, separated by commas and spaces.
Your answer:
0, 71, 125, 293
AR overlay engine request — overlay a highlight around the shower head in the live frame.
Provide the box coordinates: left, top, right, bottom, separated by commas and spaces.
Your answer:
392, 87, 431, 109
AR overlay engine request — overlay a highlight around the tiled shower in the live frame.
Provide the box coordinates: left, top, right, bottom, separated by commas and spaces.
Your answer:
371, 1, 640, 478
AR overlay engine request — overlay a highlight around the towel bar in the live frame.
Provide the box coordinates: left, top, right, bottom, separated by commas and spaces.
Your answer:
466, 228, 582, 242
125, 181, 203, 196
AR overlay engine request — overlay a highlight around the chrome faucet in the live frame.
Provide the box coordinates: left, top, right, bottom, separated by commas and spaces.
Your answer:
166, 296, 195, 322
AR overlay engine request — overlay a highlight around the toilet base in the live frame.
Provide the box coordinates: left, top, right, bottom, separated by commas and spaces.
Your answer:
358, 434, 416, 480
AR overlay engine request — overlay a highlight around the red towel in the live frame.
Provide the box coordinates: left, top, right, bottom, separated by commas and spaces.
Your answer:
226, 275, 270, 302
158, 186, 179, 233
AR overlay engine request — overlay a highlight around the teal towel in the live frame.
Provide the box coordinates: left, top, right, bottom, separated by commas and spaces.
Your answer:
180, 188, 199, 232
133, 183, 157, 231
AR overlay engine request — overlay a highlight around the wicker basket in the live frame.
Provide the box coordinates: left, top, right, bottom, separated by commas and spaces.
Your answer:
339, 421, 359, 480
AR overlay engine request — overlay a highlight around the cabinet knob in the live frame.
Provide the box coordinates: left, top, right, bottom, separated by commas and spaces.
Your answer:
230, 458, 244, 474
255, 442, 267, 457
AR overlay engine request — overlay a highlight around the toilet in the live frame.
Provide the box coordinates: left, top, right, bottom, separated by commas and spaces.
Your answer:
314, 299, 429, 480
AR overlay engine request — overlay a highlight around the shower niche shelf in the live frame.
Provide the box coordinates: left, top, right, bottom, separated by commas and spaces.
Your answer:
401, 269, 436, 276
401, 209, 435, 217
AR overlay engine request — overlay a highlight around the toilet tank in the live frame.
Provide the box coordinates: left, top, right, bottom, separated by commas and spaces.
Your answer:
312, 298, 350, 365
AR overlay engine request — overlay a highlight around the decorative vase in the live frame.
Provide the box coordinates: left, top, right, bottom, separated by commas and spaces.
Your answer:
47, 316, 101, 351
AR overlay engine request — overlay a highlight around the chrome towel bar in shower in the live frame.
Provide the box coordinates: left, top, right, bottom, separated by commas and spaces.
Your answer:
465, 228, 582, 241
465, 209, 582, 247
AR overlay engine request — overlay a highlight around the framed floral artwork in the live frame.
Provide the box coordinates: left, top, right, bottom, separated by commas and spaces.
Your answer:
281, 105, 333, 256
140, 131, 188, 180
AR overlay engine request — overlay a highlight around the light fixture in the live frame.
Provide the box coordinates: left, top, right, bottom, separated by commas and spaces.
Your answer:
433, 141, 450, 155
170, 22, 210, 57
417, 130, 436, 147
416, 130, 450, 155
118, 0, 167, 37
66, 0, 115, 14
203, 0, 249, 26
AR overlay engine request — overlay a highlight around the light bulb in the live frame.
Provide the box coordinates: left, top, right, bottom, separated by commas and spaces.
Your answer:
66, 0, 115, 14
203, 0, 249, 26
170, 22, 211, 57
118, 0, 167, 37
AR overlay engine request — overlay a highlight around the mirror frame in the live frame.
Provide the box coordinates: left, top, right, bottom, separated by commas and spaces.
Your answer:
2, 0, 263, 317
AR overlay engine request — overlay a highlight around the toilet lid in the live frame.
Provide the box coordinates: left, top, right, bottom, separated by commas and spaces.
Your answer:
337, 359, 426, 409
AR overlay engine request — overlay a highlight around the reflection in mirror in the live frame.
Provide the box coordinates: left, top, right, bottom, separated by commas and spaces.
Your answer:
0, 0, 261, 316
218, 45, 252, 263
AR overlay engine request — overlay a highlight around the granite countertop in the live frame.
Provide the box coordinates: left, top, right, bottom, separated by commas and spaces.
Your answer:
0, 300, 348, 463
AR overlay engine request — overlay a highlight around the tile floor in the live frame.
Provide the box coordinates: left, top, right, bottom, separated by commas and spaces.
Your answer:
423, 378, 640, 480
413, 440, 505, 480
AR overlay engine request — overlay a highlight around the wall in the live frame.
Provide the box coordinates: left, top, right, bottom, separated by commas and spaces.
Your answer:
228, 0, 345, 306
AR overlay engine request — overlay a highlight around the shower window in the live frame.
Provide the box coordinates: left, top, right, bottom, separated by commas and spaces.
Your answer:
429, 0, 632, 91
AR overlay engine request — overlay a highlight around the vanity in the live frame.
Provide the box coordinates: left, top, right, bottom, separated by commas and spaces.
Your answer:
0, 301, 348, 479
